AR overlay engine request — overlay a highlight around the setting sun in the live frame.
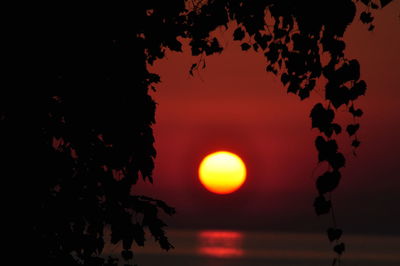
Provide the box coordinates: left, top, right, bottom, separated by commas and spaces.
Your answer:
198, 151, 247, 194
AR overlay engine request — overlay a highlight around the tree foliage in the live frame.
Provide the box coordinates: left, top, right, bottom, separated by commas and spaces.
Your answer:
2, 0, 396, 265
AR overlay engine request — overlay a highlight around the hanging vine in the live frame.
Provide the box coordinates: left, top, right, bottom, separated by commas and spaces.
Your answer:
156, 0, 392, 264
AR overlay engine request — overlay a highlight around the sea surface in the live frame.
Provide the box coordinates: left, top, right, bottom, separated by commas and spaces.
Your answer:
104, 230, 400, 266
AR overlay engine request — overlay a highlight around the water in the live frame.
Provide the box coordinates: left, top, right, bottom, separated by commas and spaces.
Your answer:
104, 230, 400, 266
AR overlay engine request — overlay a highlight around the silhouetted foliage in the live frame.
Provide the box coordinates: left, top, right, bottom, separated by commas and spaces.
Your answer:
327, 228, 343, 242
314, 195, 332, 215
2, 0, 396, 265
334, 243, 346, 255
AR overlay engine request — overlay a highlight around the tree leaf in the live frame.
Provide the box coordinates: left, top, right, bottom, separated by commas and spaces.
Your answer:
316, 171, 341, 194
370, 2, 379, 9
360, 0, 371, 6
350, 80, 367, 100
313, 195, 331, 215
253, 43, 259, 51
325, 83, 350, 109
349, 106, 363, 117
352, 139, 361, 148
360, 12, 374, 24
189, 63, 197, 76
299, 88, 310, 100
254, 32, 271, 50
281, 73, 290, 85
368, 24, 375, 31
315, 136, 338, 162
346, 124, 360, 136
380, 0, 394, 8
233, 27, 245, 41
241, 43, 251, 51
334, 243, 345, 255
332, 123, 342, 134
327, 228, 343, 242
310, 103, 334, 131
330, 152, 346, 170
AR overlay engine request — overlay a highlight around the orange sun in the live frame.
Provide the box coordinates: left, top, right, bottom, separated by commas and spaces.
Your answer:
198, 151, 247, 194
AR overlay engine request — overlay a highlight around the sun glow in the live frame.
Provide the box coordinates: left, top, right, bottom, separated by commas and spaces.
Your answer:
198, 151, 246, 194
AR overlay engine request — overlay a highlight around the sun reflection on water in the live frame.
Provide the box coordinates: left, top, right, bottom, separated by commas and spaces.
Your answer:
197, 231, 244, 258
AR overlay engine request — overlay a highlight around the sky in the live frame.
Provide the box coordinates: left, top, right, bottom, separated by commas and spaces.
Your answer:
134, 2, 400, 235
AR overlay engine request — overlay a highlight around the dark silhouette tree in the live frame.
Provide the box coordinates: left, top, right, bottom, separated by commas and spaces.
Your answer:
2, 0, 396, 265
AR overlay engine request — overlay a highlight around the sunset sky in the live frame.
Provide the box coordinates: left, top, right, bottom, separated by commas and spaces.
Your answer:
135, 2, 400, 235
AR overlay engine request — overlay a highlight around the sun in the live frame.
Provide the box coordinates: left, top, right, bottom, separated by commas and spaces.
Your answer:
198, 151, 247, 194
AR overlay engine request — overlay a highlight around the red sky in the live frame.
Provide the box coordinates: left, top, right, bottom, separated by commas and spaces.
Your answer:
135, 2, 400, 234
